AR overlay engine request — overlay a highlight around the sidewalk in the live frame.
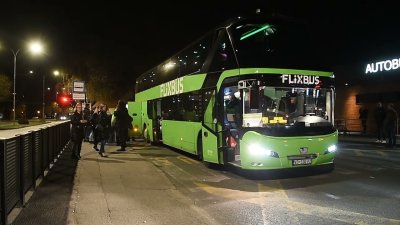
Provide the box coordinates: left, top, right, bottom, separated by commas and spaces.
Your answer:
11, 141, 216, 225
339, 132, 399, 148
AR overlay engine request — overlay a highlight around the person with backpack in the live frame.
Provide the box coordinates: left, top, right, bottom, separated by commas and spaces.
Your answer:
114, 100, 133, 151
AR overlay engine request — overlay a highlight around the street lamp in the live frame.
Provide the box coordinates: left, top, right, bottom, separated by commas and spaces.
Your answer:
11, 40, 44, 123
53, 70, 63, 83
53, 69, 68, 91
53, 69, 71, 101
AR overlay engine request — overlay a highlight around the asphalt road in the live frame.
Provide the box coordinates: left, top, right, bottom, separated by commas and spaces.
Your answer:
141, 141, 400, 225
11, 140, 400, 225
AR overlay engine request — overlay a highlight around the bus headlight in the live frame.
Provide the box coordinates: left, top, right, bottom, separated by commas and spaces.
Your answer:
325, 145, 337, 154
249, 144, 279, 158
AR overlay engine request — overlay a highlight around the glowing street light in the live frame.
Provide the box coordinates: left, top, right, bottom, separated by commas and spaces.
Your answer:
11, 40, 44, 123
53, 69, 67, 85
29, 41, 44, 54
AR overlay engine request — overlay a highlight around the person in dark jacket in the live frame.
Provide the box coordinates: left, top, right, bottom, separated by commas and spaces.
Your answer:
90, 106, 100, 151
384, 103, 398, 148
70, 103, 88, 159
83, 104, 91, 142
374, 102, 386, 143
114, 100, 132, 151
359, 106, 369, 134
96, 104, 110, 157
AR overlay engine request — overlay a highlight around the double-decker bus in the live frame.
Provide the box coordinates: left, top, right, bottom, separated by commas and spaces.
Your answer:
129, 13, 337, 171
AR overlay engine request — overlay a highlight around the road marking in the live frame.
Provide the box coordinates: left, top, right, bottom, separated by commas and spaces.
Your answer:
335, 168, 358, 175
324, 192, 341, 200
196, 180, 400, 224
377, 151, 387, 157
177, 156, 198, 165
354, 150, 364, 156
288, 200, 400, 225
153, 157, 172, 166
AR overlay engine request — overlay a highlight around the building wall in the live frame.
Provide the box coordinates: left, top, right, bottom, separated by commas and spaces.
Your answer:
335, 83, 400, 134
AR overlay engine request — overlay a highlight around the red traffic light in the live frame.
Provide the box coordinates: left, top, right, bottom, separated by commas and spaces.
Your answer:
57, 94, 72, 107
61, 96, 69, 103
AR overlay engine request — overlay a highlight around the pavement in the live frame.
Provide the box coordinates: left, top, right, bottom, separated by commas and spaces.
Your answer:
7, 133, 399, 225
338, 132, 400, 148
10, 140, 217, 225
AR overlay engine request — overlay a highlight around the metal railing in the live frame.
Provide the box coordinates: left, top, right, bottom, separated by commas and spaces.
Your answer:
0, 121, 70, 225
334, 119, 362, 134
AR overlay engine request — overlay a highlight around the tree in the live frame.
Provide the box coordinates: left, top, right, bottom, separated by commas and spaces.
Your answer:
67, 53, 137, 106
0, 74, 12, 102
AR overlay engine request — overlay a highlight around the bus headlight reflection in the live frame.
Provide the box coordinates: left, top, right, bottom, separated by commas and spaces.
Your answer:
325, 145, 337, 154
249, 144, 279, 158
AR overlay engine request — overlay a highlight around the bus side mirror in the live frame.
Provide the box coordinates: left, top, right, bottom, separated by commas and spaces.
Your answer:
132, 113, 137, 116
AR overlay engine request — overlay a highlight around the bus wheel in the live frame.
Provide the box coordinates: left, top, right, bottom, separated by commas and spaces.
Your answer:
197, 134, 203, 161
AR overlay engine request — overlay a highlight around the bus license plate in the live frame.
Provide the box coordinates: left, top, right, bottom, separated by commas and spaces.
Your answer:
292, 159, 312, 166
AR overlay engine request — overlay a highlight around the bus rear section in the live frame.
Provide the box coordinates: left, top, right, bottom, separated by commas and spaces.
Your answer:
127, 101, 143, 139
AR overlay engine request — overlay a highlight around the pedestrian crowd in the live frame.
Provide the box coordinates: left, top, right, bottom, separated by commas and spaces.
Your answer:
360, 102, 399, 148
70, 99, 133, 159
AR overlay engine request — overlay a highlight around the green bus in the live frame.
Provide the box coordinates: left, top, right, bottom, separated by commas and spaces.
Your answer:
129, 14, 337, 171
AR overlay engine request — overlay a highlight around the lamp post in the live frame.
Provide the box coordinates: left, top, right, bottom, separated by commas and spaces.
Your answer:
10, 41, 44, 123
42, 74, 45, 120
53, 69, 68, 93
11, 49, 20, 124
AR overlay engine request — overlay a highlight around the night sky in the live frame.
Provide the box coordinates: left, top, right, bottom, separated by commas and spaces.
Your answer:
1, 1, 400, 102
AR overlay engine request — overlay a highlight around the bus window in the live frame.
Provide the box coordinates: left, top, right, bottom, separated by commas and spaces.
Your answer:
224, 87, 241, 128
230, 19, 329, 71
209, 30, 237, 72
161, 96, 173, 120
181, 91, 202, 122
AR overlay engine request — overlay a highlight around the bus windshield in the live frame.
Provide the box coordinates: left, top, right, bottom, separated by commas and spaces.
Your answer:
230, 18, 329, 70
245, 86, 332, 124
224, 85, 335, 136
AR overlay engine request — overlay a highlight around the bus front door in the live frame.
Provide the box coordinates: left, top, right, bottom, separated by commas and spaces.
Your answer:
202, 89, 220, 164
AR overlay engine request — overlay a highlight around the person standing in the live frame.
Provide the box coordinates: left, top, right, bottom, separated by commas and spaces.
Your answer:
114, 100, 132, 151
97, 104, 110, 157
384, 103, 398, 148
359, 106, 369, 134
90, 105, 100, 151
70, 103, 87, 159
374, 102, 386, 143
83, 104, 91, 142
111, 103, 120, 145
